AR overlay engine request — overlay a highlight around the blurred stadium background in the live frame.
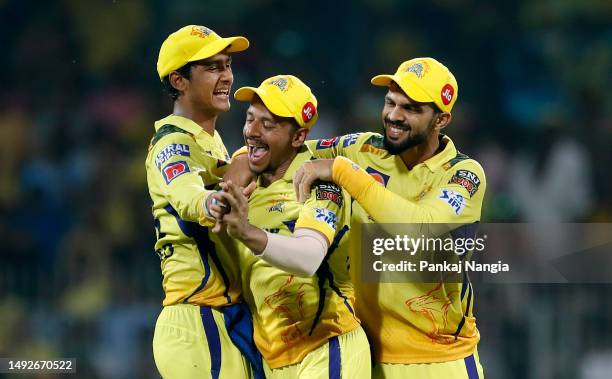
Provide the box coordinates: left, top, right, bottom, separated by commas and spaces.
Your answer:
1, 0, 611, 378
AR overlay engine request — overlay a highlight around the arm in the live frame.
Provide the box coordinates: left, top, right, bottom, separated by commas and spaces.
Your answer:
147, 133, 222, 225
213, 181, 328, 277
331, 156, 486, 223
223, 146, 256, 188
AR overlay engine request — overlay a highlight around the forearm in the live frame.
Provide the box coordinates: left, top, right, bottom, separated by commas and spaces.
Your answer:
224, 151, 255, 188
257, 229, 328, 277
234, 223, 268, 254
332, 156, 434, 223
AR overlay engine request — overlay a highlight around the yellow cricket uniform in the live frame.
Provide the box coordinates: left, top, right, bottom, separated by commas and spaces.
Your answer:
307, 132, 486, 378
241, 147, 370, 378
146, 115, 263, 379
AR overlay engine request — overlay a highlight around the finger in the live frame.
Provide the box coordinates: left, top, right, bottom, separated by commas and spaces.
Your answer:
210, 193, 228, 208
212, 220, 223, 233
217, 188, 241, 210
242, 181, 257, 198
299, 173, 314, 202
293, 168, 304, 199
226, 181, 247, 205
209, 204, 228, 219
227, 182, 250, 213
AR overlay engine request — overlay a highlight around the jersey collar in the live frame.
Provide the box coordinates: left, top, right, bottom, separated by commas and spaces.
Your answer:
154, 114, 207, 136
422, 134, 457, 172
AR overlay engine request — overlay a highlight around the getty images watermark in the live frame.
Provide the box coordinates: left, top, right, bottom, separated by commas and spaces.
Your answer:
361, 223, 612, 283
371, 233, 506, 274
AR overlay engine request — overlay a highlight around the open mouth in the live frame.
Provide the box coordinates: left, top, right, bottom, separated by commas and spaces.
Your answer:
247, 142, 269, 165
213, 89, 230, 98
386, 123, 410, 139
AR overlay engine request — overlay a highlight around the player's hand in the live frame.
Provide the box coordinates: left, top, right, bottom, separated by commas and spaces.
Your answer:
212, 181, 252, 239
242, 181, 257, 198
223, 153, 255, 188
293, 159, 334, 202
207, 191, 230, 219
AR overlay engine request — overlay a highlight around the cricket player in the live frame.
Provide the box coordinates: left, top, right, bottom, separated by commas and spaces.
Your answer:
293, 58, 487, 378
211, 75, 371, 378
146, 25, 263, 379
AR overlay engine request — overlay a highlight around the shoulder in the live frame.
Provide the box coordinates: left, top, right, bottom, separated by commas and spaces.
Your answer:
147, 125, 197, 168
151, 124, 194, 147
443, 151, 486, 197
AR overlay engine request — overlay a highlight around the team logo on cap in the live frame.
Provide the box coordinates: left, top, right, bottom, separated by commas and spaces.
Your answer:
268, 77, 290, 92
191, 26, 213, 38
404, 61, 429, 78
441, 84, 454, 105
302, 102, 316, 123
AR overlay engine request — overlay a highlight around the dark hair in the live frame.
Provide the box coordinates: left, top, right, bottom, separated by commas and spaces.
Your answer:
431, 102, 443, 114
161, 63, 194, 101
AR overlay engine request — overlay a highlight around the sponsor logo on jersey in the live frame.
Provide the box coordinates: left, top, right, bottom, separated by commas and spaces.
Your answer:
155, 143, 190, 169
162, 161, 190, 184
316, 136, 340, 149
448, 169, 480, 197
268, 201, 285, 213
439, 189, 465, 215
342, 133, 361, 147
315, 183, 343, 208
313, 208, 337, 230
366, 167, 390, 187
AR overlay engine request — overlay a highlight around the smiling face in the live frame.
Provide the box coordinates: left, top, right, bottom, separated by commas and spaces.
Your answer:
381, 82, 441, 154
183, 52, 234, 115
243, 97, 307, 177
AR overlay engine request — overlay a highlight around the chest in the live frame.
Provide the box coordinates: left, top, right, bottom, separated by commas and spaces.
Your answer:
248, 185, 300, 234
355, 155, 443, 202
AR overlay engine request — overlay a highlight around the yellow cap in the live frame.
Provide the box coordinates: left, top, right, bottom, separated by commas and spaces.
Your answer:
371, 57, 458, 113
234, 75, 318, 129
157, 25, 249, 80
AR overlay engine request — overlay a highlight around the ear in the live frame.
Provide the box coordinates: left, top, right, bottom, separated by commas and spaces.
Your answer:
292, 128, 309, 148
434, 112, 452, 131
169, 71, 189, 93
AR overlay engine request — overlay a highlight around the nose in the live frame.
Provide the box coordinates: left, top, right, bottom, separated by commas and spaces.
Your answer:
387, 105, 405, 124
244, 119, 262, 139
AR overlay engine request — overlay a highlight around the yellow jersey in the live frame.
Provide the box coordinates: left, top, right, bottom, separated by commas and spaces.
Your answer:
145, 115, 243, 307
307, 132, 486, 364
241, 147, 360, 368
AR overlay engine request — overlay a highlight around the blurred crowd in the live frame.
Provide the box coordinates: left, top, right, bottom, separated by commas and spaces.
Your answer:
0, 0, 611, 378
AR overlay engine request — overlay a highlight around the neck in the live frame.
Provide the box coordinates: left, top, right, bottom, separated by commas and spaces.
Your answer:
173, 102, 218, 135
259, 149, 299, 187
398, 133, 441, 169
